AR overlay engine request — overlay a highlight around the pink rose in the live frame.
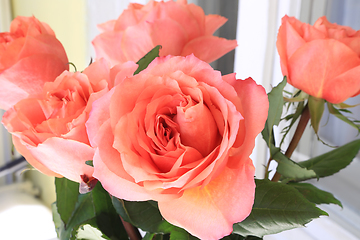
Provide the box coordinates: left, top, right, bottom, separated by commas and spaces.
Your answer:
86, 55, 268, 239
0, 16, 69, 110
92, 0, 237, 66
2, 59, 138, 182
277, 15, 360, 103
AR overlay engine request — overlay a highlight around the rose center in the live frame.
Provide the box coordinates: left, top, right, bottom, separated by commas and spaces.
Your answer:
153, 114, 179, 151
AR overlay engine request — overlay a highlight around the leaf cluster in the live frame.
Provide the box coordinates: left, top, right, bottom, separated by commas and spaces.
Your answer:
254, 78, 360, 238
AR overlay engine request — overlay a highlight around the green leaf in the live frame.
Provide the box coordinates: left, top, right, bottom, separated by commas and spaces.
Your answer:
327, 102, 360, 132
220, 234, 246, 240
111, 197, 131, 223
143, 232, 157, 240
112, 198, 198, 239
233, 179, 327, 238
308, 96, 325, 134
55, 177, 80, 225
298, 139, 360, 178
54, 178, 128, 240
288, 182, 342, 207
167, 227, 199, 240
334, 102, 360, 109
52, 203, 65, 239
271, 146, 316, 181
134, 45, 161, 75
261, 77, 287, 148
112, 199, 165, 232
92, 182, 128, 240
64, 192, 97, 240
85, 160, 94, 167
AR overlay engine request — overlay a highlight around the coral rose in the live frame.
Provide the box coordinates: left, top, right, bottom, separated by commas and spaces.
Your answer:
0, 16, 69, 110
277, 15, 360, 104
2, 59, 138, 183
92, 0, 237, 67
86, 55, 268, 239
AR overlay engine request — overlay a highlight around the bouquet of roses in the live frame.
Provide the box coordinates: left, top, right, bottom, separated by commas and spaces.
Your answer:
1, 1, 360, 240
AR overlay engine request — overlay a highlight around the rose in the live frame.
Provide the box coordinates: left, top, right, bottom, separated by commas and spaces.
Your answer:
2, 59, 138, 183
86, 55, 268, 239
276, 15, 360, 104
92, 0, 237, 67
0, 16, 69, 110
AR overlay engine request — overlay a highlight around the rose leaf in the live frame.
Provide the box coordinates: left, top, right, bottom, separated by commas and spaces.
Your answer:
112, 198, 198, 239
298, 139, 360, 178
327, 102, 360, 133
221, 233, 262, 239
91, 182, 127, 239
55, 177, 80, 225
134, 45, 161, 75
288, 182, 342, 207
54, 178, 127, 240
261, 77, 287, 149
270, 145, 317, 181
232, 179, 327, 238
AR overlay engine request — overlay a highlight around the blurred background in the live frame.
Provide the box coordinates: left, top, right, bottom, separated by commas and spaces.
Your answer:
0, 0, 359, 239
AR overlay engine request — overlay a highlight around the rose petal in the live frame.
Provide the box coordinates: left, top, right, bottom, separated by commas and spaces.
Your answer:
97, 20, 116, 32
121, 22, 154, 62
288, 39, 360, 103
174, 93, 220, 157
26, 137, 94, 182
322, 65, 360, 103
114, 8, 140, 31
92, 31, 128, 66
205, 15, 227, 35
151, 19, 188, 56
12, 135, 62, 177
228, 77, 268, 167
19, 35, 68, 66
159, 161, 255, 240
339, 37, 360, 56
159, 1, 201, 40
181, 36, 237, 63
276, 16, 307, 79
86, 88, 114, 147
93, 120, 181, 201
186, 3, 205, 35
82, 58, 110, 90
0, 54, 68, 110
110, 61, 138, 87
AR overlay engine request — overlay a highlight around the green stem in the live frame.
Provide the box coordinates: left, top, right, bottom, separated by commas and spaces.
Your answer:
120, 216, 142, 240
271, 104, 311, 182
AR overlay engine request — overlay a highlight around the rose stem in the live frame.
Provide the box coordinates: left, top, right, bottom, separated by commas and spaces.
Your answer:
271, 104, 310, 182
120, 216, 142, 240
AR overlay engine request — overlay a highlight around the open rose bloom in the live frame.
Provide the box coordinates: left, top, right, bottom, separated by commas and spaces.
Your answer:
277, 15, 360, 104
2, 59, 138, 183
92, 0, 237, 66
87, 55, 268, 239
0, 16, 69, 110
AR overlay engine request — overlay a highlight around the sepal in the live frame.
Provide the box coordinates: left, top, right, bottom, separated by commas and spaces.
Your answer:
308, 96, 325, 134
327, 102, 360, 133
